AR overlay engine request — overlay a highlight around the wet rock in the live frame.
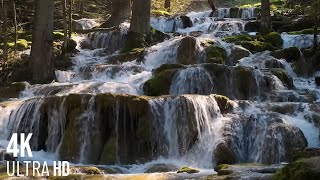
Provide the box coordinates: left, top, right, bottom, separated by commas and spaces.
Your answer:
270, 47, 301, 62
230, 46, 251, 65
108, 48, 145, 64
264, 32, 283, 48
245, 21, 261, 32
72, 20, 83, 31
176, 36, 198, 65
177, 166, 200, 174
213, 95, 234, 114
213, 142, 237, 165
0, 82, 29, 100
270, 68, 294, 89
80, 40, 93, 50
70, 166, 104, 175
292, 148, 320, 161
145, 163, 179, 173
273, 157, 320, 180
217, 169, 233, 175
189, 31, 203, 37
230, 7, 239, 18
203, 41, 227, 64
315, 76, 320, 86
180, 15, 193, 28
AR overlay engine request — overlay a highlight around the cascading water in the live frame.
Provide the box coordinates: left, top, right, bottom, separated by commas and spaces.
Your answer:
0, 6, 319, 177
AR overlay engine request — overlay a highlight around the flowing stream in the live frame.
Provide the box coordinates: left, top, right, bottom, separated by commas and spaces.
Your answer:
0, 7, 319, 176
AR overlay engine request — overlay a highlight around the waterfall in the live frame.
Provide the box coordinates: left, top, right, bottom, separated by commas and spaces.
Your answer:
218, 8, 230, 18
149, 95, 225, 168
170, 66, 213, 95
282, 33, 320, 48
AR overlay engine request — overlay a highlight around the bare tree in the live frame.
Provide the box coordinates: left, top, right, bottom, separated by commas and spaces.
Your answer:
29, 0, 55, 83
165, 0, 170, 10
63, 0, 68, 53
100, 0, 131, 28
68, 0, 73, 39
2, 0, 8, 61
12, 0, 17, 52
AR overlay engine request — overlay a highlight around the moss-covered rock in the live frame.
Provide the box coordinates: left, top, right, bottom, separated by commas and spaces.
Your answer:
143, 70, 177, 96
53, 31, 65, 40
214, 164, 229, 172
223, 34, 253, 43
270, 47, 301, 62
288, 28, 319, 35
204, 44, 227, 64
177, 166, 200, 174
263, 32, 283, 48
108, 48, 145, 64
270, 68, 294, 89
213, 95, 234, 113
235, 40, 275, 53
273, 157, 320, 180
230, 46, 251, 65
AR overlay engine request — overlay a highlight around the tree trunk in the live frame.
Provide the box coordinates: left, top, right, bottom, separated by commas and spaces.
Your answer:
2, 0, 8, 61
313, 17, 319, 49
164, 0, 170, 10
100, 0, 131, 28
63, 0, 68, 53
29, 0, 55, 83
130, 0, 151, 34
68, 0, 72, 39
208, 0, 216, 12
12, 0, 17, 52
260, 0, 271, 34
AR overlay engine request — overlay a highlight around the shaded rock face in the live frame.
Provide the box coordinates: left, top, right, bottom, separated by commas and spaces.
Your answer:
176, 36, 199, 65
144, 63, 281, 100
180, 15, 193, 29
316, 76, 320, 86
230, 46, 251, 65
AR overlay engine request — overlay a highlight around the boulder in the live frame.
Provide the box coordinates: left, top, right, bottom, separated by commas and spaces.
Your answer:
264, 32, 283, 48
273, 157, 320, 180
0, 82, 29, 100
177, 166, 200, 174
180, 15, 193, 28
230, 46, 251, 65
245, 21, 261, 32
316, 76, 320, 86
145, 164, 179, 173
270, 47, 301, 62
270, 68, 294, 89
203, 42, 227, 64
230, 7, 239, 18
176, 36, 198, 65
235, 41, 274, 53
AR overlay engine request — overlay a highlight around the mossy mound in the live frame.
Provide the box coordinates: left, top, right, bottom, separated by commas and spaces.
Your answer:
223, 34, 253, 43
235, 40, 275, 53
177, 166, 200, 174
53, 31, 65, 40
108, 48, 145, 64
273, 157, 320, 180
176, 36, 197, 65
270, 68, 294, 88
143, 64, 186, 96
214, 164, 229, 172
204, 43, 227, 64
263, 32, 283, 48
270, 47, 301, 62
0, 39, 30, 51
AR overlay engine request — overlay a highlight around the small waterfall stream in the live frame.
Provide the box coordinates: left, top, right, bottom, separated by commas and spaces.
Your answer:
0, 8, 319, 176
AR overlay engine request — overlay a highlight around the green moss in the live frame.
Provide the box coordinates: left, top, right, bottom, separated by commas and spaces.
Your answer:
235, 40, 274, 53
271, 68, 294, 88
215, 164, 229, 171
177, 166, 200, 174
143, 69, 177, 96
270, 47, 301, 62
263, 32, 283, 48
273, 157, 320, 180
53, 31, 65, 40
205, 45, 227, 64
151, 10, 172, 17
213, 95, 233, 113
109, 48, 145, 64
5, 39, 30, 51
288, 28, 319, 35
154, 64, 186, 74
223, 34, 253, 43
